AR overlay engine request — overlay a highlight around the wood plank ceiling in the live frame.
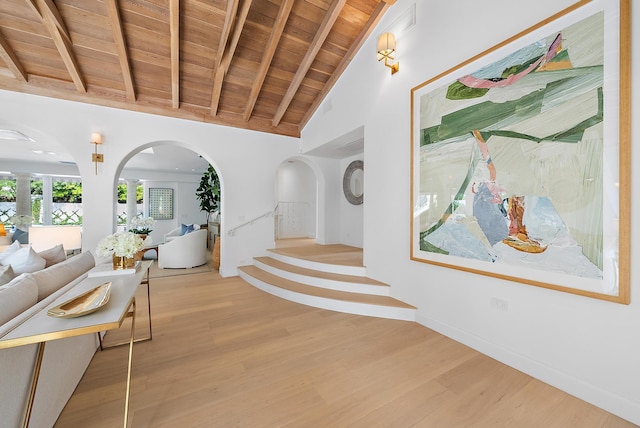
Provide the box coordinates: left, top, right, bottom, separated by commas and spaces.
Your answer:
0, 0, 395, 137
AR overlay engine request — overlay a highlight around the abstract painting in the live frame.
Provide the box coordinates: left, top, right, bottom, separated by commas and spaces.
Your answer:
410, 0, 630, 302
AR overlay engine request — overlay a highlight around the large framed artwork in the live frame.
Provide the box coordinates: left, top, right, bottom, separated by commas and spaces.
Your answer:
410, 0, 630, 303
149, 188, 173, 220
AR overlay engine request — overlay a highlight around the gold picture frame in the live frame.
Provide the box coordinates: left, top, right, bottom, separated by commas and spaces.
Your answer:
410, 0, 630, 303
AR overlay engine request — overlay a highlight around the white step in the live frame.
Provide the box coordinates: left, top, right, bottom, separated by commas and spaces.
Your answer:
238, 265, 416, 322
253, 256, 390, 296
266, 248, 366, 276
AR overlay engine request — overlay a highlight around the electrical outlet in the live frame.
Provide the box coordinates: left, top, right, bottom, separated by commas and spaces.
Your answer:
490, 297, 509, 312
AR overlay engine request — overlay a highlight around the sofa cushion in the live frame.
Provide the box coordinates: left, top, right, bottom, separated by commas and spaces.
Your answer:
0, 240, 21, 264
0, 273, 38, 326
0, 264, 15, 286
32, 251, 95, 301
12, 228, 29, 244
3, 246, 46, 274
38, 244, 67, 268
0, 234, 11, 246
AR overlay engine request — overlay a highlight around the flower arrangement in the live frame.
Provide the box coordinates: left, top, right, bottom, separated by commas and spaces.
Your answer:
96, 232, 144, 258
130, 216, 156, 234
10, 214, 33, 230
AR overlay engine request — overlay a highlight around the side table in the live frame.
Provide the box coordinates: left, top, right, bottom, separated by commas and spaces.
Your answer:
98, 261, 153, 349
0, 260, 152, 428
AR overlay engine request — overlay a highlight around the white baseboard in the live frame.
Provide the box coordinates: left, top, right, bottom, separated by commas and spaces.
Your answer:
416, 313, 640, 426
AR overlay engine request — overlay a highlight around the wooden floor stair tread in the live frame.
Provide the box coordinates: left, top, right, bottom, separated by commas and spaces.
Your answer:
239, 265, 414, 309
254, 256, 388, 286
268, 244, 363, 267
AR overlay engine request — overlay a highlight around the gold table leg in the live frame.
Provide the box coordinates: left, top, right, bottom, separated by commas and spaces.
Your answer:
22, 342, 46, 428
98, 268, 152, 349
124, 299, 136, 428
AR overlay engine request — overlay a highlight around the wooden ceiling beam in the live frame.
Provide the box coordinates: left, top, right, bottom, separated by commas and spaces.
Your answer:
0, 32, 27, 82
215, 0, 240, 70
170, 0, 180, 108
243, 0, 294, 121
33, 0, 86, 93
210, 0, 252, 115
105, 0, 136, 101
24, 0, 72, 45
299, 0, 392, 129
271, 0, 346, 127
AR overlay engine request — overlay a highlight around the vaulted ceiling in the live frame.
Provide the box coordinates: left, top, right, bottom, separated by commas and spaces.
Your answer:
0, 0, 394, 138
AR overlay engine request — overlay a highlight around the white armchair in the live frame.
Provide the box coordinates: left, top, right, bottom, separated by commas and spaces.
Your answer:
157, 229, 207, 269
164, 224, 200, 243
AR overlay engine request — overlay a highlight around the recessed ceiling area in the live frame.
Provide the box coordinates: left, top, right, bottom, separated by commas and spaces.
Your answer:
0, 129, 210, 178
305, 126, 364, 159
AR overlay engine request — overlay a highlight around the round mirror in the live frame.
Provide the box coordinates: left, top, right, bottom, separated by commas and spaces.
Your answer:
343, 160, 364, 205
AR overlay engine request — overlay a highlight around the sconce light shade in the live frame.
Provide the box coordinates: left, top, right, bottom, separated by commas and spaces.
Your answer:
91, 132, 104, 174
377, 32, 399, 75
91, 132, 103, 145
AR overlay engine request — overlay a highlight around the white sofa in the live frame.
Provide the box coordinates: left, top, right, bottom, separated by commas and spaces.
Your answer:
157, 229, 207, 269
0, 251, 96, 428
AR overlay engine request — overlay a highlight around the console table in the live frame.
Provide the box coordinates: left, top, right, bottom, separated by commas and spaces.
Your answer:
0, 260, 153, 428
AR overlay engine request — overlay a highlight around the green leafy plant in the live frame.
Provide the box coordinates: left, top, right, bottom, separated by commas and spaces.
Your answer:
196, 164, 220, 224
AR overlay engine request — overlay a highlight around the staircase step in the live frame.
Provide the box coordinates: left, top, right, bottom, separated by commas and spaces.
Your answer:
254, 257, 390, 296
238, 265, 415, 321
267, 247, 366, 276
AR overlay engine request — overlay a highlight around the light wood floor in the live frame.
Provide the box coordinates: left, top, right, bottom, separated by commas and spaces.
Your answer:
56, 272, 632, 428
54, 267, 635, 426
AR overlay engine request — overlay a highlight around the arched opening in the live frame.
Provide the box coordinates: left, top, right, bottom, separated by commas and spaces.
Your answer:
275, 158, 317, 243
0, 127, 83, 253
114, 142, 221, 269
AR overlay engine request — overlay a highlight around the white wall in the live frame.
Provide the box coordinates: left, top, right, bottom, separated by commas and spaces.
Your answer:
339, 154, 364, 247
139, 180, 204, 244
302, 0, 640, 424
0, 90, 299, 276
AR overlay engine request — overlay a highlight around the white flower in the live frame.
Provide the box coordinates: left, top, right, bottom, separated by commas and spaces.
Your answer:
10, 215, 33, 229
130, 217, 156, 234
96, 232, 144, 258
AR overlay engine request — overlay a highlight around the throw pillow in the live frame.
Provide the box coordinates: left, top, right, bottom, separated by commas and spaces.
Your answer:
33, 251, 95, 301
12, 228, 28, 244
180, 223, 194, 235
0, 240, 21, 265
0, 234, 11, 246
37, 244, 67, 268
0, 223, 6, 236
0, 264, 14, 286
4, 246, 46, 275
0, 273, 38, 326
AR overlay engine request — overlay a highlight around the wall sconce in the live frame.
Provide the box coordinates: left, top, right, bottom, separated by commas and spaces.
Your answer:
377, 32, 399, 75
91, 132, 103, 175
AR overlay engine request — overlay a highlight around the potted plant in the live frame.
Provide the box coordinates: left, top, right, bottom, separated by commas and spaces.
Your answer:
195, 164, 220, 225
129, 216, 155, 240
96, 232, 144, 269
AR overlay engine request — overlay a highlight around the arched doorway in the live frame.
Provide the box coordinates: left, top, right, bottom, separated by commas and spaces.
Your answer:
275, 159, 317, 241
116, 143, 217, 253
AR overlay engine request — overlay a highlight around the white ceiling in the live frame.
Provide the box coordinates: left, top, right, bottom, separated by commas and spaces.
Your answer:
0, 124, 363, 179
0, 130, 210, 178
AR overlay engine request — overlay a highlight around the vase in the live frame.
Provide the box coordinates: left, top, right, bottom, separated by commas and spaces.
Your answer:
112, 254, 135, 270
